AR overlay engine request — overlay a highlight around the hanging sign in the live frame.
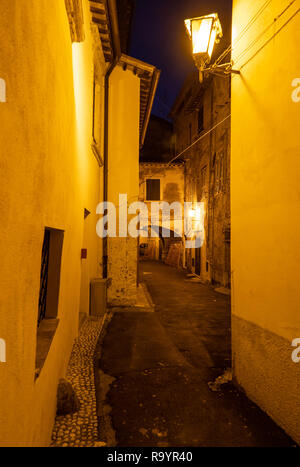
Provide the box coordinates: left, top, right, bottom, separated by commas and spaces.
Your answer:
0, 78, 6, 102
0, 338, 6, 363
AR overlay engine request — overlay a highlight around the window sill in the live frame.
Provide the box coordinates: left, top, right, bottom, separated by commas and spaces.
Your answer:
35, 319, 59, 380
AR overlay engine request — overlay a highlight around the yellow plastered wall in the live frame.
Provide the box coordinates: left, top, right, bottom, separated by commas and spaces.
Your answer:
231, 0, 300, 442
107, 66, 140, 305
0, 0, 103, 446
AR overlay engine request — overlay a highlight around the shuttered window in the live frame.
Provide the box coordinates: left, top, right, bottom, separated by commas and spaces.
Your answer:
146, 179, 160, 201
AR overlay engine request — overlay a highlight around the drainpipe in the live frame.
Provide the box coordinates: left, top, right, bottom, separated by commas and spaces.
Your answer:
103, 60, 118, 278
102, 0, 121, 279
208, 77, 215, 283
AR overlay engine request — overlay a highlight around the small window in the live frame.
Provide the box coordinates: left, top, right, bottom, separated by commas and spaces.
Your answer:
198, 106, 204, 133
215, 153, 224, 194
224, 227, 231, 244
38, 228, 64, 326
146, 179, 160, 201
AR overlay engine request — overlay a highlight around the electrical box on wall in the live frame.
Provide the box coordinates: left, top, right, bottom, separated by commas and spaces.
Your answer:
81, 248, 88, 259
90, 279, 107, 317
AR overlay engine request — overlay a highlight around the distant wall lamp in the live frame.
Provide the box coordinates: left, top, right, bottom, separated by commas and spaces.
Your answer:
188, 208, 196, 219
188, 207, 202, 222
185, 14, 240, 82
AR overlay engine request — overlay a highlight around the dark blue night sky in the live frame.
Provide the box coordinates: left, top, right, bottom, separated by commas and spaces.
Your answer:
130, 0, 232, 119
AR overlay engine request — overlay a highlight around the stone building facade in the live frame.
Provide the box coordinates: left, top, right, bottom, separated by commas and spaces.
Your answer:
139, 162, 185, 266
171, 72, 231, 287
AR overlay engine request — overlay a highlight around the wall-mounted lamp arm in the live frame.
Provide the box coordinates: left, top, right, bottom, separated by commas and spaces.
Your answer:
198, 61, 240, 82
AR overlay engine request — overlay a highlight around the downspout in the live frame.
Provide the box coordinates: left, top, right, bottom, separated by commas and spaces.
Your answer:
103, 0, 121, 279
209, 78, 215, 284
183, 159, 187, 269
103, 60, 118, 278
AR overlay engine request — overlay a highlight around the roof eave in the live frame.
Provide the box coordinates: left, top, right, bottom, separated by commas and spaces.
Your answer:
140, 68, 161, 148
119, 55, 161, 149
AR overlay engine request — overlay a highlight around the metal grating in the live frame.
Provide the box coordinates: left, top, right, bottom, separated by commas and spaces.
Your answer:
38, 230, 50, 326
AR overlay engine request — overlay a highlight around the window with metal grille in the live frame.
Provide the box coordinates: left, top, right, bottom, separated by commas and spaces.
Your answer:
38, 228, 64, 326
215, 153, 224, 194
38, 230, 50, 326
146, 179, 160, 201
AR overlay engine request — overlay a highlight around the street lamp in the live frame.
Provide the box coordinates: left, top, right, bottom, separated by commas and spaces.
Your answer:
185, 13, 240, 82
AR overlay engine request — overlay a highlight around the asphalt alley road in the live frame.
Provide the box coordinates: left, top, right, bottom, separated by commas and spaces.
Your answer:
96, 261, 294, 447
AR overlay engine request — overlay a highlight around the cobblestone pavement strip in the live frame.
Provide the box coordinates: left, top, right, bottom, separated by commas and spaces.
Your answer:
51, 317, 106, 447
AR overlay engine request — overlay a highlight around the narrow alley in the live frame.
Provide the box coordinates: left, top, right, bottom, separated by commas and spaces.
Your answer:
96, 261, 294, 447
1, 0, 299, 450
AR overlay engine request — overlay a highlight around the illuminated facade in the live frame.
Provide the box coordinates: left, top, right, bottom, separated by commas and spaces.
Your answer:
139, 162, 185, 265
0, 0, 158, 446
231, 0, 300, 443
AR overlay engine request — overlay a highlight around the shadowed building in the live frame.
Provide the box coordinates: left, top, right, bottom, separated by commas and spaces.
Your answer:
117, 0, 136, 53
171, 72, 231, 287
140, 115, 175, 163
